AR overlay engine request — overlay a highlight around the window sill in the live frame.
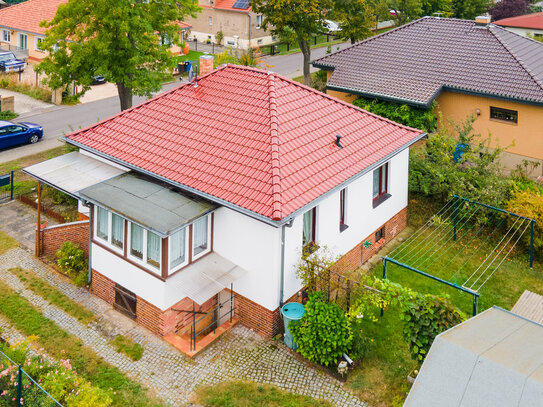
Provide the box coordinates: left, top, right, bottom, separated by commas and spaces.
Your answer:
373, 193, 391, 209
489, 118, 517, 126
339, 223, 349, 233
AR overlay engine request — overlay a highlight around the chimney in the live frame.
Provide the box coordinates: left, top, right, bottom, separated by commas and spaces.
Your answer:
199, 54, 214, 76
475, 15, 491, 27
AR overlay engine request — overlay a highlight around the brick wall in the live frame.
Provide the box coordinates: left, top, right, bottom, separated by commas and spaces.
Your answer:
90, 270, 115, 305
333, 206, 407, 273
41, 221, 89, 258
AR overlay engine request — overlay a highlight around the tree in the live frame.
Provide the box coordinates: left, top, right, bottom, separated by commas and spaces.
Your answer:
36, 0, 199, 111
389, 0, 423, 25
333, 0, 374, 44
251, 0, 334, 86
421, 0, 453, 17
489, 0, 530, 21
452, 0, 491, 19
368, 0, 393, 27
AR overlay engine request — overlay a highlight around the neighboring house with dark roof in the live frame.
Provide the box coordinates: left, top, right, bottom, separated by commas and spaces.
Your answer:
313, 16, 543, 173
0, 0, 191, 62
184, 0, 273, 49
23, 64, 424, 354
405, 307, 543, 407
495, 12, 543, 39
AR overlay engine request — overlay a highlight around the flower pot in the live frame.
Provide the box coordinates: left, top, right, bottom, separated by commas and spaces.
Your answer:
182, 42, 190, 55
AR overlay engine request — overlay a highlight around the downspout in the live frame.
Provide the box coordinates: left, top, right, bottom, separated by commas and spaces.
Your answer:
87, 202, 92, 285
279, 224, 285, 307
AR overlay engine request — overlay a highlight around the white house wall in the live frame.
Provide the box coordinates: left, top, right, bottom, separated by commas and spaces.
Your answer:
502, 26, 543, 37
213, 206, 282, 310
282, 148, 409, 302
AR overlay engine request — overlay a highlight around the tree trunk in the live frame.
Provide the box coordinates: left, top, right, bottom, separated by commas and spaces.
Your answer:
298, 39, 312, 87
117, 82, 133, 111
351, 37, 356, 44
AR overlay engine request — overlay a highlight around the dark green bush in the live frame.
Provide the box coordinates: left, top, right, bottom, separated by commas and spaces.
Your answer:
353, 97, 437, 132
290, 292, 353, 366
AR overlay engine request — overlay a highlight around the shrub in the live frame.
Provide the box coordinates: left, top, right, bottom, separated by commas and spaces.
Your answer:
353, 97, 437, 132
0, 76, 52, 102
409, 115, 512, 205
506, 189, 543, 261
56, 241, 87, 277
290, 292, 353, 366
215, 30, 223, 45
43, 184, 78, 205
0, 110, 17, 120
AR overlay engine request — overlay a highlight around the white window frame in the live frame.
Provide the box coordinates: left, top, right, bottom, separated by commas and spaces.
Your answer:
208, 16, 212, 26
127, 221, 162, 274
168, 226, 189, 275
18, 33, 27, 50
35, 37, 44, 51
93, 206, 124, 254
2, 30, 10, 43
256, 15, 263, 28
191, 214, 212, 261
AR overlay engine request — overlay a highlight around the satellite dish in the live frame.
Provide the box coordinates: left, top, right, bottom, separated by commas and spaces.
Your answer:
188, 66, 194, 82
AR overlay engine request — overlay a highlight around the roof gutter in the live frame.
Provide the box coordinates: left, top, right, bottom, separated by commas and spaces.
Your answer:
63, 131, 425, 229
326, 83, 433, 108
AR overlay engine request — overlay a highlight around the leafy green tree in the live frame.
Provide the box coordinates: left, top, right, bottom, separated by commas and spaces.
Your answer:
452, 0, 491, 19
251, 0, 334, 86
36, 0, 199, 111
333, 0, 374, 44
389, 0, 423, 25
368, 0, 393, 27
421, 0, 453, 16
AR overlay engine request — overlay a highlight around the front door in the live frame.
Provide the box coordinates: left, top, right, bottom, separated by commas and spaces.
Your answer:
217, 289, 232, 326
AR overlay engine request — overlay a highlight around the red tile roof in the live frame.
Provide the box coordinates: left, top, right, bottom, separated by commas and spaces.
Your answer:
0, 0, 66, 35
0, 0, 190, 36
66, 65, 423, 222
213, 0, 250, 11
495, 12, 543, 30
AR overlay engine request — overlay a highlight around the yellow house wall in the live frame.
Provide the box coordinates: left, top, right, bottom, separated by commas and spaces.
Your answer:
0, 29, 47, 61
436, 91, 543, 162
325, 71, 357, 103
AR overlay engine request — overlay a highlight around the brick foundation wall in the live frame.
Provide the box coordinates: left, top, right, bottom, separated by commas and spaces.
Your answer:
333, 206, 407, 273
90, 270, 217, 337
41, 221, 89, 258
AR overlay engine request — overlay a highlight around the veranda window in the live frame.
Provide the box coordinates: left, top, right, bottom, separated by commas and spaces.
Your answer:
193, 216, 208, 257
111, 213, 124, 249
169, 227, 187, 271
130, 223, 144, 260
302, 207, 316, 247
96, 206, 109, 240
146, 231, 161, 268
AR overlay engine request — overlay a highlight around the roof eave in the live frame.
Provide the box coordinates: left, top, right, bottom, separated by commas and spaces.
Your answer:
326, 83, 433, 108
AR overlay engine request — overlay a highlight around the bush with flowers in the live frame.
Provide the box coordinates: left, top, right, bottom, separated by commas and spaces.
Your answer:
56, 241, 88, 287
0, 340, 111, 406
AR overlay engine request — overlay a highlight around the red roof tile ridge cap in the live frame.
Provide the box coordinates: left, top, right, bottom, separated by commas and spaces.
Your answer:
489, 25, 543, 93
66, 65, 230, 140
275, 74, 424, 134
314, 17, 429, 66
268, 72, 283, 221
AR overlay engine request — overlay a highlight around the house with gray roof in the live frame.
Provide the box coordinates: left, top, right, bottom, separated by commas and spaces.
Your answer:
404, 306, 543, 407
313, 16, 543, 175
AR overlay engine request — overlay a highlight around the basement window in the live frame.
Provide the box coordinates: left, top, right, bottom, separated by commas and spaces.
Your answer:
490, 106, 517, 124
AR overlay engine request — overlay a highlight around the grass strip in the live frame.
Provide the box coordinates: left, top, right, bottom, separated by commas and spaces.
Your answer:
0, 230, 18, 255
10, 267, 95, 324
0, 279, 163, 407
194, 381, 332, 407
110, 335, 144, 361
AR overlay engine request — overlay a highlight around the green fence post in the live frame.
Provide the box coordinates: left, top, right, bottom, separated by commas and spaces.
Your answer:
381, 258, 388, 317
530, 220, 535, 268
17, 366, 22, 407
472, 295, 478, 316
10, 170, 14, 200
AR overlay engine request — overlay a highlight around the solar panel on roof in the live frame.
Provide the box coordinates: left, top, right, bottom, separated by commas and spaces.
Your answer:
232, 0, 249, 9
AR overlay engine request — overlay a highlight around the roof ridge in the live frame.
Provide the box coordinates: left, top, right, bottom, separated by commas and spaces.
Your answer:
65, 65, 230, 140
489, 25, 543, 93
267, 72, 283, 221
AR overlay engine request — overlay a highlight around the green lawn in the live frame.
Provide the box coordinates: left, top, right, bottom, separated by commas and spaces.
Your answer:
194, 381, 332, 407
0, 230, 18, 255
345, 195, 543, 406
110, 335, 144, 361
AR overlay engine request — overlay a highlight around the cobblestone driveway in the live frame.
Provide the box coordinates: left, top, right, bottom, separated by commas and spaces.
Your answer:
0, 247, 366, 407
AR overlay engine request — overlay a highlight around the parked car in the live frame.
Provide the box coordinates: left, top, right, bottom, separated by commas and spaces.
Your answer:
91, 75, 106, 85
324, 20, 341, 33
0, 121, 43, 150
0, 51, 25, 73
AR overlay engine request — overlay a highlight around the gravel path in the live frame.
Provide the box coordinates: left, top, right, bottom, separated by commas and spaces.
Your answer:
0, 247, 366, 407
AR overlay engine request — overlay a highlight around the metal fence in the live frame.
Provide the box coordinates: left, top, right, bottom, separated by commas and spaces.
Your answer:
0, 349, 62, 407
190, 39, 226, 55
0, 43, 29, 61
0, 171, 13, 204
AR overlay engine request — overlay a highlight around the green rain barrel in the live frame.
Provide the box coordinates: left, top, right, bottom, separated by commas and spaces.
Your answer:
281, 302, 305, 350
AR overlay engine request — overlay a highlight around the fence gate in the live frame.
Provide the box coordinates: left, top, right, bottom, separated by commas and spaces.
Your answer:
0, 171, 13, 204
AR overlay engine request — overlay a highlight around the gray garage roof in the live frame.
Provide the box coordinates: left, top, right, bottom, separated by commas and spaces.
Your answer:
313, 17, 543, 108
79, 173, 218, 236
404, 306, 543, 407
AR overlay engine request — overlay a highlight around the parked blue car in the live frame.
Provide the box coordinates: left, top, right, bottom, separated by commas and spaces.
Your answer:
0, 120, 43, 150
0, 51, 25, 73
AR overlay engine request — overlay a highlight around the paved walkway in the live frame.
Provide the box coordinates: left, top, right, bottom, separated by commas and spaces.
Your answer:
0, 204, 366, 407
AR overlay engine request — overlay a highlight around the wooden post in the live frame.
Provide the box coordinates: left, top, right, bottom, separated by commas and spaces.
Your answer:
35, 181, 41, 256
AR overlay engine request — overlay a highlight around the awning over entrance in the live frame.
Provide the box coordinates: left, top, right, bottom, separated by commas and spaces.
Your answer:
22, 152, 127, 198
166, 252, 247, 305
79, 173, 218, 236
